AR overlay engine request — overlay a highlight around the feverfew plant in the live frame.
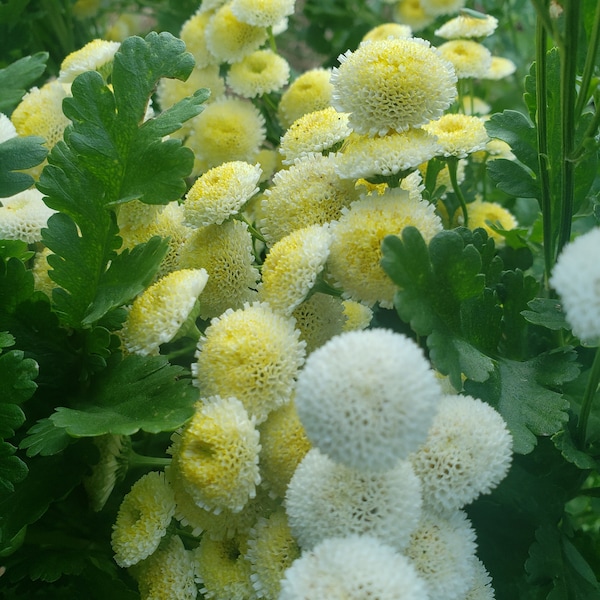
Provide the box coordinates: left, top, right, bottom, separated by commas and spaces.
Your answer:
0, 0, 599, 599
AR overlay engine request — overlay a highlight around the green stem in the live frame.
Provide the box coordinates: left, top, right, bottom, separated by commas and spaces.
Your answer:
530, 0, 562, 50
577, 347, 600, 448
535, 15, 554, 289
446, 157, 468, 227
236, 214, 267, 244
556, 0, 580, 256
128, 451, 171, 469
573, 100, 600, 161
267, 26, 277, 53
574, 0, 600, 120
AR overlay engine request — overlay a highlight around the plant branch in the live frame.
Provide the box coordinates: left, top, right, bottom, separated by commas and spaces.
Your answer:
577, 347, 600, 448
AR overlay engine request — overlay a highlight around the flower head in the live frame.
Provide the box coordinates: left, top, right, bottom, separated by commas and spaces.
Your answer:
184, 161, 261, 227
259, 153, 359, 245
176, 220, 260, 319
0, 112, 17, 142
423, 114, 489, 158
550, 227, 600, 343
393, 0, 435, 31
230, 0, 296, 27
279, 107, 351, 165
435, 13, 498, 39
180, 10, 218, 69
246, 508, 301, 599
327, 180, 442, 307
464, 198, 518, 243
277, 69, 334, 129
410, 394, 513, 513
420, 0, 466, 16
342, 300, 373, 331
187, 97, 266, 170
465, 559, 495, 600
405, 509, 477, 600
483, 56, 517, 80
258, 400, 312, 498
0, 188, 56, 243
438, 40, 492, 78
58, 38, 120, 82
171, 396, 261, 513
194, 302, 306, 423
331, 38, 457, 135
361, 23, 412, 42
286, 448, 422, 551
111, 471, 176, 568
121, 269, 209, 356
226, 49, 290, 98
205, 3, 268, 63
134, 535, 198, 600
335, 128, 441, 179
258, 224, 332, 315
295, 329, 442, 471
279, 534, 429, 600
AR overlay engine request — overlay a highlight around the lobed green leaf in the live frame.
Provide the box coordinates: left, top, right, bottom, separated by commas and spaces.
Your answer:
0, 52, 48, 114
0, 136, 48, 197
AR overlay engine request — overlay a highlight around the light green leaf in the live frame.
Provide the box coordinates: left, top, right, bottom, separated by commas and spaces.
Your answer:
522, 298, 570, 331
19, 419, 72, 458
49, 354, 197, 437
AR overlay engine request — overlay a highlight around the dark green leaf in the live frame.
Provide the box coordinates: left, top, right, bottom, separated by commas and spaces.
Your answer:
0, 348, 38, 405
552, 428, 598, 470
19, 419, 72, 458
487, 159, 540, 199
0, 240, 34, 261
0, 256, 35, 313
0, 441, 28, 496
49, 354, 196, 437
0, 404, 25, 439
0, 52, 48, 114
0, 331, 15, 349
522, 297, 570, 331
0, 136, 48, 197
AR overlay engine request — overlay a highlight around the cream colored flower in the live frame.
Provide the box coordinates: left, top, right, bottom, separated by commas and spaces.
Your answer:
423, 114, 489, 158
184, 161, 261, 227
483, 56, 517, 80
58, 39, 120, 83
226, 49, 290, 98
361, 23, 412, 42
0, 113, 17, 142
277, 69, 334, 129
205, 3, 268, 63
465, 559, 496, 600
328, 179, 442, 307
194, 302, 306, 423
0, 188, 56, 243
187, 96, 266, 170
420, 0, 466, 16
411, 394, 512, 513
335, 128, 441, 180
180, 10, 218, 69
32, 247, 56, 297
464, 198, 518, 243
393, 0, 435, 31
279, 107, 351, 165
435, 13, 498, 39
331, 37, 457, 135
258, 224, 331, 315
295, 329, 442, 472
245, 508, 301, 599
170, 396, 261, 513
438, 39, 492, 78
176, 220, 260, 319
341, 300, 373, 331
111, 471, 176, 568
230, 0, 296, 27
258, 400, 312, 498
121, 269, 208, 356
259, 153, 359, 246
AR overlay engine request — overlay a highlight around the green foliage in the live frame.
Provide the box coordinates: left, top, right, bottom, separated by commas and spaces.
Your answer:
0, 135, 48, 197
0, 51, 47, 113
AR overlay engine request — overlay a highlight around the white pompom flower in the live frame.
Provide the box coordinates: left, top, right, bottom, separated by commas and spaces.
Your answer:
294, 329, 442, 471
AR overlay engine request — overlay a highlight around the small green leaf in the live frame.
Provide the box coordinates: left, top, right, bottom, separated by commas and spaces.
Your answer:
0, 404, 25, 439
0, 52, 48, 114
49, 354, 196, 437
0, 136, 48, 197
522, 298, 570, 331
552, 428, 598, 470
0, 348, 38, 405
0, 441, 28, 496
0, 331, 15, 349
0, 256, 35, 313
487, 159, 540, 199
0, 240, 34, 261
19, 419, 72, 458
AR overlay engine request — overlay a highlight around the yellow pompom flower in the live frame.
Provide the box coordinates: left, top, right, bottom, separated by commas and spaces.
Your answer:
423, 114, 489, 158
187, 97, 266, 170
58, 38, 120, 83
184, 161, 262, 227
277, 69, 334, 129
194, 534, 255, 600
279, 107, 351, 165
342, 300, 373, 331
194, 302, 306, 424
180, 10, 218, 69
226, 49, 290, 98
438, 40, 492, 79
245, 509, 301, 599
292, 293, 347, 355
134, 535, 197, 600
0, 188, 56, 243
393, 0, 435, 31
255, 148, 281, 183
259, 224, 332, 316
176, 220, 260, 319
328, 178, 443, 307
420, 0, 466, 16
259, 153, 359, 246
171, 396, 261, 513
258, 400, 312, 498
362, 23, 412, 42
111, 471, 176, 568
335, 128, 441, 180
205, 3, 268, 63
331, 38, 457, 136
464, 199, 518, 243
121, 269, 209, 356
435, 13, 498, 39
483, 56, 517, 80
230, 0, 296, 27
